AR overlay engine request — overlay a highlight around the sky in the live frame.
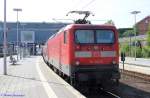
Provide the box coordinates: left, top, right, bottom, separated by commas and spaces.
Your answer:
0, 0, 150, 28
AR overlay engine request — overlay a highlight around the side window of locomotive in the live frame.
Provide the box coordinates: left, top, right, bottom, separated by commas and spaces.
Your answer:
64, 31, 67, 44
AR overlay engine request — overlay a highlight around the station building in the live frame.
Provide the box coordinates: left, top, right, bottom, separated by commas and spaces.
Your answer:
0, 22, 68, 55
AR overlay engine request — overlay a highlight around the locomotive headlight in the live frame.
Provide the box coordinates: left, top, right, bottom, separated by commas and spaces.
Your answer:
75, 61, 80, 65
94, 46, 99, 50
112, 60, 117, 64
76, 45, 80, 50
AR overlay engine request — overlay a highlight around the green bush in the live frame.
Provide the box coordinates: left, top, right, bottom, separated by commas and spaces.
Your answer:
142, 46, 150, 58
120, 44, 129, 56
147, 31, 150, 46
120, 44, 129, 52
120, 46, 150, 58
136, 47, 142, 58
130, 47, 142, 58
120, 43, 142, 57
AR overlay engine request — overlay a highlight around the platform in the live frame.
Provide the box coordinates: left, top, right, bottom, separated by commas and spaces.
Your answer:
0, 56, 85, 98
119, 57, 150, 75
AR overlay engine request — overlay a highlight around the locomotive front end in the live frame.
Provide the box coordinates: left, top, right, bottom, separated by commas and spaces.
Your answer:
70, 25, 120, 87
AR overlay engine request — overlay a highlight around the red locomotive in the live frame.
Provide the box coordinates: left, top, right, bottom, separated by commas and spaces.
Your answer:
42, 11, 120, 89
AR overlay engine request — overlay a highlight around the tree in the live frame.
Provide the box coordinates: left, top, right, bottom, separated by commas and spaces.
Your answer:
118, 28, 133, 38
105, 20, 115, 25
123, 30, 134, 37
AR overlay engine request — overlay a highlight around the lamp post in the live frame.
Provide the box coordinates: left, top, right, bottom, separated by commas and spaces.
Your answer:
129, 33, 131, 57
13, 8, 22, 61
130, 11, 141, 61
3, 0, 7, 75
20, 23, 26, 59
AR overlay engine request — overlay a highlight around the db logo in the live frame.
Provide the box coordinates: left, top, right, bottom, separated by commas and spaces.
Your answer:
92, 51, 100, 57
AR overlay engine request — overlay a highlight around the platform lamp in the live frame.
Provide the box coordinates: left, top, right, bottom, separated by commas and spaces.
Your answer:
13, 8, 22, 61
20, 23, 26, 59
3, 0, 7, 75
130, 11, 141, 61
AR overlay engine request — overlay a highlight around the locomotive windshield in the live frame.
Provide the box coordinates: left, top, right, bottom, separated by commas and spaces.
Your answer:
75, 30, 114, 44
75, 30, 94, 43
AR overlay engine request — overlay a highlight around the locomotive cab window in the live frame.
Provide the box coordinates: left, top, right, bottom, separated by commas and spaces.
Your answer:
96, 30, 114, 44
75, 30, 94, 43
75, 29, 115, 44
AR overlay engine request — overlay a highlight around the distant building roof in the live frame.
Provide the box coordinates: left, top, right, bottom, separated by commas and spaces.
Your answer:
136, 15, 150, 35
0, 22, 68, 44
136, 15, 150, 25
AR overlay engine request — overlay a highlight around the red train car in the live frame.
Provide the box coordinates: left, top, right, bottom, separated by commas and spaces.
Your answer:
43, 24, 120, 88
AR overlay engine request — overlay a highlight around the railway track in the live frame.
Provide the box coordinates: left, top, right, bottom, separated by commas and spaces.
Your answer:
81, 87, 121, 98
85, 69, 150, 98
99, 88, 121, 98
120, 69, 150, 82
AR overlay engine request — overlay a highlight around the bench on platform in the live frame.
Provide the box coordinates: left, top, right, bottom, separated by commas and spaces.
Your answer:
9, 56, 17, 65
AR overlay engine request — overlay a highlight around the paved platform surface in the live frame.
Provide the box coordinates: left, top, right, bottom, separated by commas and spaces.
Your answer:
119, 57, 150, 75
0, 56, 85, 98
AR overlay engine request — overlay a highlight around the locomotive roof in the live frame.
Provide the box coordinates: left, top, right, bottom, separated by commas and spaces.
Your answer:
49, 23, 117, 40
54, 24, 117, 36
64, 24, 116, 30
